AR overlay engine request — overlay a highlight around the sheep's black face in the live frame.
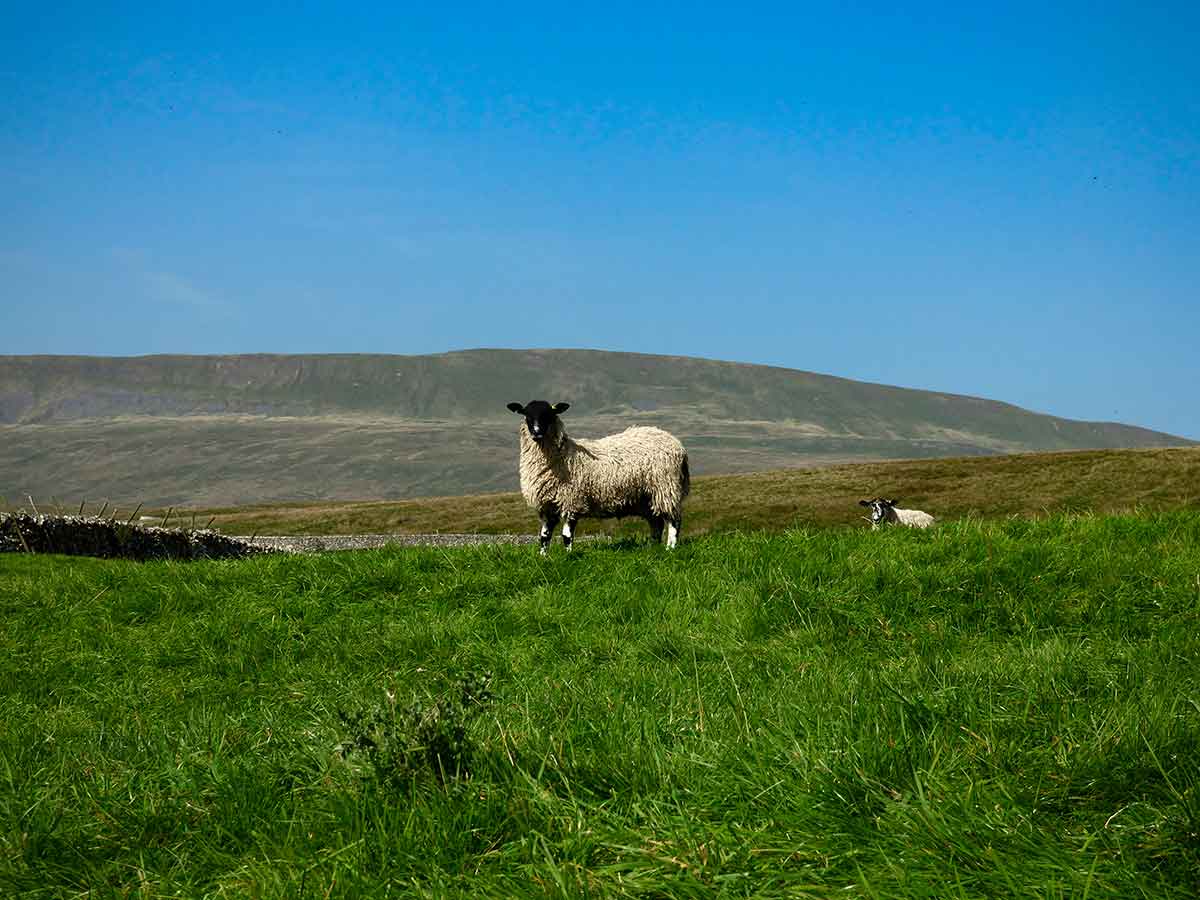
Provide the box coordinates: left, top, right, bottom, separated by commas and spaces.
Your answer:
859, 498, 895, 525
507, 400, 570, 444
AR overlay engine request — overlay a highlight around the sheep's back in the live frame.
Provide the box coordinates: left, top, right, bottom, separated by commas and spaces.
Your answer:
895, 508, 935, 528
568, 426, 687, 515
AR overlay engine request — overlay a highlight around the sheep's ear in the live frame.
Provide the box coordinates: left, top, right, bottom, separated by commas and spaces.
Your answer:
552, 402, 570, 414
858, 500, 871, 506
506, 402, 525, 414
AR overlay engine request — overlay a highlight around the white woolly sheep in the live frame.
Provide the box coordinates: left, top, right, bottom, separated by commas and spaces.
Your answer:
506, 400, 690, 554
859, 497, 935, 529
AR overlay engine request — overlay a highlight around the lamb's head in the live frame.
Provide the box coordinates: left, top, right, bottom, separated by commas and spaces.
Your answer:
507, 400, 570, 447
859, 497, 897, 526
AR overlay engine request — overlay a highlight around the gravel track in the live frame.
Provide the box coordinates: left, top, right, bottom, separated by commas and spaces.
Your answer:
238, 533, 545, 553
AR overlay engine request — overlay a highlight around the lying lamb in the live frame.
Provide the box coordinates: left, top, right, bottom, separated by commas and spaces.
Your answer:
859, 497, 935, 529
506, 400, 690, 554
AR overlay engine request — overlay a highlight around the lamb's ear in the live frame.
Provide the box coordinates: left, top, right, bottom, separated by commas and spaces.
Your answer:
552, 402, 570, 414
506, 402, 525, 414
858, 500, 871, 507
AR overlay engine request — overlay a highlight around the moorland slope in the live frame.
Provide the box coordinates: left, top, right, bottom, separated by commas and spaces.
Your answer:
1, 350, 1191, 506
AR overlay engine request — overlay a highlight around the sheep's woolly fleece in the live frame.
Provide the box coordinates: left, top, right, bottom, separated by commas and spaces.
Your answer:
518, 421, 690, 519
888, 507, 935, 528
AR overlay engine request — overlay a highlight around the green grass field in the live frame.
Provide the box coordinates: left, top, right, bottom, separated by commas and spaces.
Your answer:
3, 511, 1199, 897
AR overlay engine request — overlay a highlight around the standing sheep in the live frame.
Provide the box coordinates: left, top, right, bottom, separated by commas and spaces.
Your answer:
859, 497, 935, 529
506, 400, 690, 554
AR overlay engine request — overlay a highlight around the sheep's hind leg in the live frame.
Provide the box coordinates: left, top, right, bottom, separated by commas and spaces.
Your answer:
665, 515, 681, 549
539, 511, 560, 556
562, 516, 579, 551
647, 515, 665, 544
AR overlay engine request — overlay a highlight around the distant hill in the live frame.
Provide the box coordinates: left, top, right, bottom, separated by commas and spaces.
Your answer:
1, 350, 1192, 507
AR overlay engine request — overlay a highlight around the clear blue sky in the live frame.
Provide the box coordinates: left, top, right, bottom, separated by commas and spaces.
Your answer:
3, 2, 1197, 438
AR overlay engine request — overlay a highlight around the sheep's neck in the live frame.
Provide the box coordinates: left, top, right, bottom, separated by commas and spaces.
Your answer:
521, 429, 572, 482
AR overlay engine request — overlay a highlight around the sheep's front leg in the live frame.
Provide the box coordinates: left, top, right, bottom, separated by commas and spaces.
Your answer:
561, 515, 579, 551
665, 515, 681, 549
539, 510, 560, 556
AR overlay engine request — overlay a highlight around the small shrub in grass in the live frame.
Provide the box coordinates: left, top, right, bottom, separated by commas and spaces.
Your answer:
337, 672, 493, 787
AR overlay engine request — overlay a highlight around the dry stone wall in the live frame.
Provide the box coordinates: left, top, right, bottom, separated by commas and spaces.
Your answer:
0, 513, 272, 561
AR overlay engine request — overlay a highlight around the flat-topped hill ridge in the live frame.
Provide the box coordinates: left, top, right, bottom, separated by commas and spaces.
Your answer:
1, 350, 1192, 507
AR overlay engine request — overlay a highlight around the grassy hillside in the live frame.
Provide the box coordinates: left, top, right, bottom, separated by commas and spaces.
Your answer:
1, 351, 1191, 507
158, 446, 1200, 538
3, 512, 1198, 896
3, 350, 1187, 445
0, 413, 1013, 509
